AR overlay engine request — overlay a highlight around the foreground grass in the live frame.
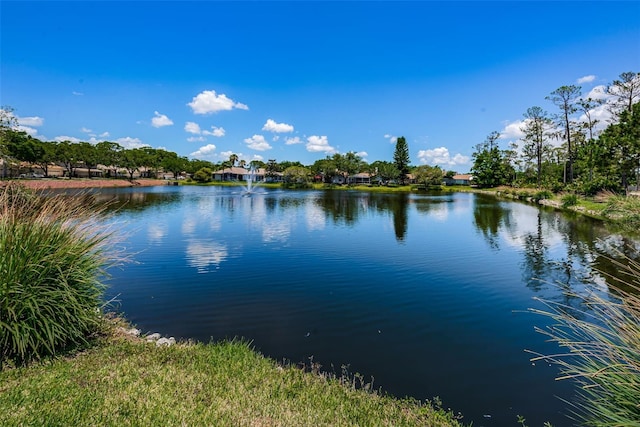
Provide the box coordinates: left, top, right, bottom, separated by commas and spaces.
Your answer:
529, 253, 640, 425
0, 328, 462, 427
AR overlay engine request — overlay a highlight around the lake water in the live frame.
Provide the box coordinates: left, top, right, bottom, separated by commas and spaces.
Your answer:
90, 185, 638, 426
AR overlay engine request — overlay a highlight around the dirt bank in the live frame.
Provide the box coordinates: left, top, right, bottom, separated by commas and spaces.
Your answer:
4, 178, 168, 190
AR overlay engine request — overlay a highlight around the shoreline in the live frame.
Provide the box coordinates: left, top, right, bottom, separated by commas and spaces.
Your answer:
3, 178, 168, 190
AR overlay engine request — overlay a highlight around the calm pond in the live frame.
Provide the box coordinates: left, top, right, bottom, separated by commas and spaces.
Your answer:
90, 186, 637, 426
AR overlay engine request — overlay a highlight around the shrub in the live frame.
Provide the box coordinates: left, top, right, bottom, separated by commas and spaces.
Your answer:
529, 251, 640, 425
561, 193, 578, 208
193, 167, 213, 183
533, 190, 553, 201
0, 183, 119, 366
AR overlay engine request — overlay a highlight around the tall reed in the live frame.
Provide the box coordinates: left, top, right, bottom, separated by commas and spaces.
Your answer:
1, 183, 119, 366
529, 252, 640, 426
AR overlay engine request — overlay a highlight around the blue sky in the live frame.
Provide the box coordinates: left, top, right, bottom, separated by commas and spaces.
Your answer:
2, 1, 639, 171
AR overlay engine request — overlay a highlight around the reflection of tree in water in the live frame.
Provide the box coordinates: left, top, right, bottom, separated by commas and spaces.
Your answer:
83, 190, 182, 214
390, 193, 408, 242
370, 193, 410, 242
593, 237, 640, 296
518, 208, 640, 320
313, 192, 411, 241
315, 191, 364, 227
472, 194, 512, 250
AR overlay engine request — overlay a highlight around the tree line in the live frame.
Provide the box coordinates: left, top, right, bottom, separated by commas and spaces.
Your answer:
0, 115, 446, 187
471, 71, 639, 194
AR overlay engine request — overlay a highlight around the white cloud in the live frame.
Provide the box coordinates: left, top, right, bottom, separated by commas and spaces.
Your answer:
188, 90, 249, 114
500, 120, 526, 139
577, 75, 596, 84
187, 136, 206, 142
356, 151, 368, 158
417, 147, 470, 166
203, 126, 225, 137
17, 116, 44, 127
81, 127, 92, 133
185, 121, 202, 134
72, 91, 84, 96
285, 136, 301, 145
190, 144, 217, 158
585, 85, 609, 100
99, 131, 110, 138
151, 111, 173, 128
185, 121, 225, 138
220, 150, 235, 159
384, 134, 397, 143
244, 134, 272, 151
262, 118, 294, 133
116, 137, 148, 149
272, 135, 280, 141
306, 135, 336, 153
55, 135, 82, 143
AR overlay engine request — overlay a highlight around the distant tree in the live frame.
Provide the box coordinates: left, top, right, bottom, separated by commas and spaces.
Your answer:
282, 165, 311, 188
310, 157, 337, 183
332, 152, 364, 185
393, 136, 410, 183
600, 102, 640, 192
266, 159, 279, 179
471, 131, 513, 188
119, 148, 146, 181
445, 170, 456, 179
520, 106, 555, 187
228, 153, 238, 167
193, 167, 213, 182
0, 106, 18, 163
547, 85, 581, 183
75, 142, 99, 178
55, 141, 79, 177
249, 160, 265, 170
607, 71, 640, 117
575, 97, 605, 182
95, 141, 123, 177
165, 154, 190, 179
239, 159, 246, 169
413, 164, 444, 188
370, 160, 399, 185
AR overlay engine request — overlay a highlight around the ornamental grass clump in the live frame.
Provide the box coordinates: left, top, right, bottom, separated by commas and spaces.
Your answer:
0, 183, 118, 367
529, 253, 640, 426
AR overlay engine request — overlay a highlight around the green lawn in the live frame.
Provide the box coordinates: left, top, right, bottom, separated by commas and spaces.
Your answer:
0, 327, 462, 427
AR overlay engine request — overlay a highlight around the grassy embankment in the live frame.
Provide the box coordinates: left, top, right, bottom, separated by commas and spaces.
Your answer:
0, 182, 462, 427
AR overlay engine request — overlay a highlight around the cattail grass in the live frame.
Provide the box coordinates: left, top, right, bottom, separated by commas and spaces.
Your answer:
1, 183, 120, 367
528, 251, 640, 426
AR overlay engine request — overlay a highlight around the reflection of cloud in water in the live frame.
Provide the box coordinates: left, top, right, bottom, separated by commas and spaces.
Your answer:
186, 240, 228, 273
181, 216, 197, 236
500, 205, 564, 250
262, 218, 292, 243
208, 214, 223, 232
305, 202, 325, 231
147, 222, 168, 244
430, 203, 449, 221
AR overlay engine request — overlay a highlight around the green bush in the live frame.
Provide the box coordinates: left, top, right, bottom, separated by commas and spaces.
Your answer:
561, 193, 578, 208
0, 183, 118, 366
533, 190, 553, 201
